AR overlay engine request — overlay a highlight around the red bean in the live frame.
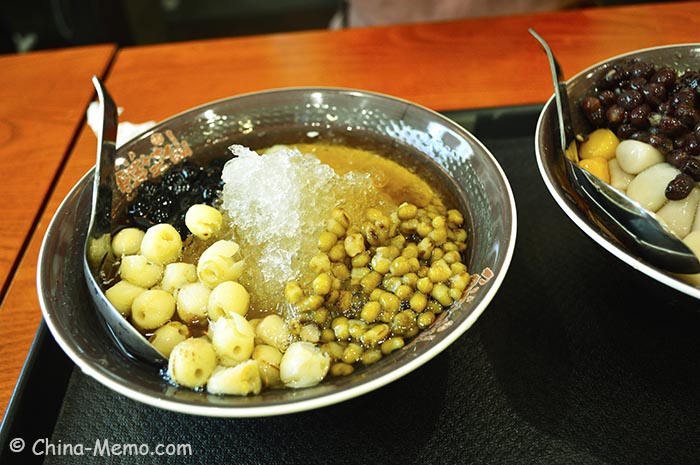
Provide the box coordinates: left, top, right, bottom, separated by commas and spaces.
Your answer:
666, 173, 695, 200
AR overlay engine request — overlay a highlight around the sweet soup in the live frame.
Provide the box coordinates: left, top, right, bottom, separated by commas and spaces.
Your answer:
575, 59, 700, 278
102, 141, 470, 395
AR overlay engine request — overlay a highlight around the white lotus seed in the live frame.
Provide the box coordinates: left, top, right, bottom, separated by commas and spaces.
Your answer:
176, 282, 212, 323
161, 262, 197, 293
112, 227, 145, 256
207, 281, 250, 321
197, 240, 245, 288
149, 321, 190, 357
280, 341, 330, 388
255, 314, 292, 352
131, 289, 176, 330
185, 204, 223, 240
209, 313, 256, 366
105, 280, 145, 317
119, 254, 163, 288
140, 223, 183, 265
252, 344, 282, 388
167, 338, 217, 389
206, 361, 262, 396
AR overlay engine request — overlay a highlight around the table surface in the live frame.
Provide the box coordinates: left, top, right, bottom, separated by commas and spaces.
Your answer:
1, 0, 699, 423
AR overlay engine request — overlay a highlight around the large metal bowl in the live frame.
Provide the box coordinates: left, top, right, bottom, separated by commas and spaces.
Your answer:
38, 87, 516, 417
535, 44, 700, 300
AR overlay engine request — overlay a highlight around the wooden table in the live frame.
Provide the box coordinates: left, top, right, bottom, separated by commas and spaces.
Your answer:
0, 44, 115, 419
1, 0, 699, 420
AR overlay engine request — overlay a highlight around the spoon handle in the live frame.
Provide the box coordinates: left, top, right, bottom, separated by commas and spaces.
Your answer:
528, 29, 575, 156
83, 76, 168, 366
86, 76, 119, 244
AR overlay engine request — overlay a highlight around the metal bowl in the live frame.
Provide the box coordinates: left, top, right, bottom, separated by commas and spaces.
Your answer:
38, 87, 516, 417
535, 44, 700, 300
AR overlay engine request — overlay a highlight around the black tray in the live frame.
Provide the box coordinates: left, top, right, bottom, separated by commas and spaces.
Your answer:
4, 104, 700, 465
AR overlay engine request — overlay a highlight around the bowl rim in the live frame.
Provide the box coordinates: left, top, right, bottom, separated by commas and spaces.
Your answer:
535, 44, 700, 301
38, 86, 518, 417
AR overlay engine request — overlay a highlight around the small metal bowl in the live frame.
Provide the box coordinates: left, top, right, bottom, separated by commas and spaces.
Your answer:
38, 88, 516, 417
536, 44, 700, 300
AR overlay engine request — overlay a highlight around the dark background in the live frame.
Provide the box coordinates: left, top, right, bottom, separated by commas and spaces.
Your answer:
0, 0, 674, 55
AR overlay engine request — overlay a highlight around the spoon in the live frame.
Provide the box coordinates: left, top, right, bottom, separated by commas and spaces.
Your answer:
529, 29, 700, 275
83, 76, 168, 365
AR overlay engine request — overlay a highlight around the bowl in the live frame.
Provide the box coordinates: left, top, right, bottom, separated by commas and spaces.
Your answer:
38, 87, 516, 416
535, 44, 700, 300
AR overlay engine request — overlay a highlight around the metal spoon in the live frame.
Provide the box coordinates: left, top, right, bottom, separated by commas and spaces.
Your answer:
529, 29, 700, 275
83, 76, 168, 365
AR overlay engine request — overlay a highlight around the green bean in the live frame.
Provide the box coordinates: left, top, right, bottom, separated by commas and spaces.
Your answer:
321, 341, 346, 360
351, 251, 371, 268
378, 291, 400, 313
360, 323, 390, 347
409, 292, 428, 312
318, 231, 338, 252
417, 311, 436, 329
381, 336, 405, 355
390, 256, 411, 276
394, 284, 413, 300
342, 342, 363, 364
391, 310, 417, 336
428, 259, 451, 283
360, 301, 381, 323
328, 243, 347, 262
344, 233, 366, 257
417, 276, 433, 294
298, 294, 324, 312
348, 319, 367, 339
401, 272, 419, 287
361, 349, 382, 365
447, 209, 464, 225
312, 273, 333, 295
326, 218, 347, 238
331, 207, 351, 229
330, 362, 354, 377
397, 202, 418, 220
331, 262, 350, 280
320, 328, 336, 343
431, 283, 453, 307
360, 270, 382, 294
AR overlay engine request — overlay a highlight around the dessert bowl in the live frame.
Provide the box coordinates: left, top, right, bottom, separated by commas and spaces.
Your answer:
535, 44, 700, 300
38, 87, 516, 416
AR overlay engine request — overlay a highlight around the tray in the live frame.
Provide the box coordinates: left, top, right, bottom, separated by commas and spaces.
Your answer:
3, 104, 700, 465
